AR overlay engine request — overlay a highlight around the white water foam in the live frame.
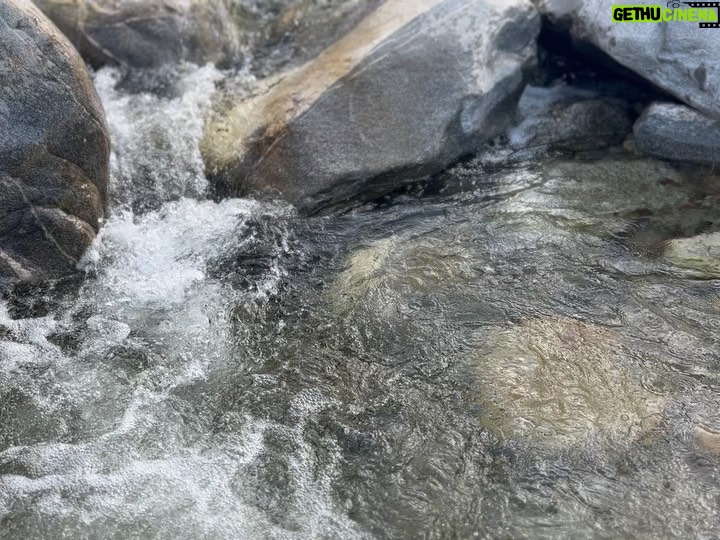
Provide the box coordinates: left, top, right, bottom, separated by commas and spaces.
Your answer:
95, 64, 225, 212
0, 63, 367, 539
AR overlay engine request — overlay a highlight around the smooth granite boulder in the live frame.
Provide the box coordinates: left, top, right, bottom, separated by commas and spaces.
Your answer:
634, 102, 720, 164
203, 0, 540, 213
0, 0, 110, 282
535, 0, 720, 120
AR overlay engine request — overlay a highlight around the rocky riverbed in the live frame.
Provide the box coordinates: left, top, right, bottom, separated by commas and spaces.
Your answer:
1, 0, 720, 538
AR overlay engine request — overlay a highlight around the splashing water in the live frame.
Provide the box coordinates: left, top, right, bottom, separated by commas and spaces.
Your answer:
95, 65, 226, 213
0, 64, 363, 540
1, 63, 720, 539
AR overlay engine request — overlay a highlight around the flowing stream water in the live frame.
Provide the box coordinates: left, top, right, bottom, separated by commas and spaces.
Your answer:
1, 63, 720, 539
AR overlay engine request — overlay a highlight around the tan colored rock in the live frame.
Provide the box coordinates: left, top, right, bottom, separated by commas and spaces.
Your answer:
203, 0, 540, 213
333, 238, 396, 314
696, 426, 720, 458
665, 232, 720, 279
471, 318, 663, 448
331, 235, 475, 316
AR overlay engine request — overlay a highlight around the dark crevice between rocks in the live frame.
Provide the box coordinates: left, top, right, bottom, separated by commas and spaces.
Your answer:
532, 21, 677, 104
372, 17, 684, 209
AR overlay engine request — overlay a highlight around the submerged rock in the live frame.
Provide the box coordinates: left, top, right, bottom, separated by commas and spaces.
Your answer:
665, 232, 720, 278
203, 0, 540, 213
0, 0, 110, 282
535, 0, 720, 120
329, 229, 485, 363
32, 0, 247, 69
332, 236, 476, 316
634, 102, 720, 165
508, 85, 633, 154
472, 318, 663, 448
331, 154, 711, 324
696, 426, 720, 459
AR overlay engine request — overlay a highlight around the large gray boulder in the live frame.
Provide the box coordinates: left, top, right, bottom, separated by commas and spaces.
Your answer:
202, 0, 540, 213
535, 0, 720, 120
32, 0, 380, 73
634, 102, 720, 164
31, 0, 247, 69
0, 0, 110, 282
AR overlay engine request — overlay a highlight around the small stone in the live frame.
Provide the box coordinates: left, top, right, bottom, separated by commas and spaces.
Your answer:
634, 102, 720, 165
665, 232, 720, 278
696, 426, 720, 458
509, 85, 633, 153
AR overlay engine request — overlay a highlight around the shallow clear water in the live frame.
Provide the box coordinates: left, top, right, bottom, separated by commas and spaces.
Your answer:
1, 65, 720, 539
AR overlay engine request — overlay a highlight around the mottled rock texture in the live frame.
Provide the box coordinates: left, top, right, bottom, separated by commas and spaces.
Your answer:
634, 102, 720, 165
203, 0, 540, 213
255, 0, 381, 75
665, 232, 720, 279
509, 85, 633, 153
0, 0, 110, 282
32, 0, 379, 72
32, 0, 246, 69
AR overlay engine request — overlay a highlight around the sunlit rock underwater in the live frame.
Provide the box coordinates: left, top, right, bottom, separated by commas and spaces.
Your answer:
665, 232, 720, 279
1, 0, 720, 538
471, 317, 664, 447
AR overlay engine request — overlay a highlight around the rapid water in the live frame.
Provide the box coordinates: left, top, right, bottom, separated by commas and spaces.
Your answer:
1, 64, 720, 539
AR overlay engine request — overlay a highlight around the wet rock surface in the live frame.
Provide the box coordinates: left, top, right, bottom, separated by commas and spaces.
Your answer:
696, 426, 720, 459
472, 318, 663, 447
535, 0, 720, 120
203, 0, 540, 213
3, 1, 720, 538
508, 84, 634, 154
0, 0, 110, 283
253, 0, 381, 75
2, 70, 720, 534
33, 0, 379, 76
634, 102, 720, 165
